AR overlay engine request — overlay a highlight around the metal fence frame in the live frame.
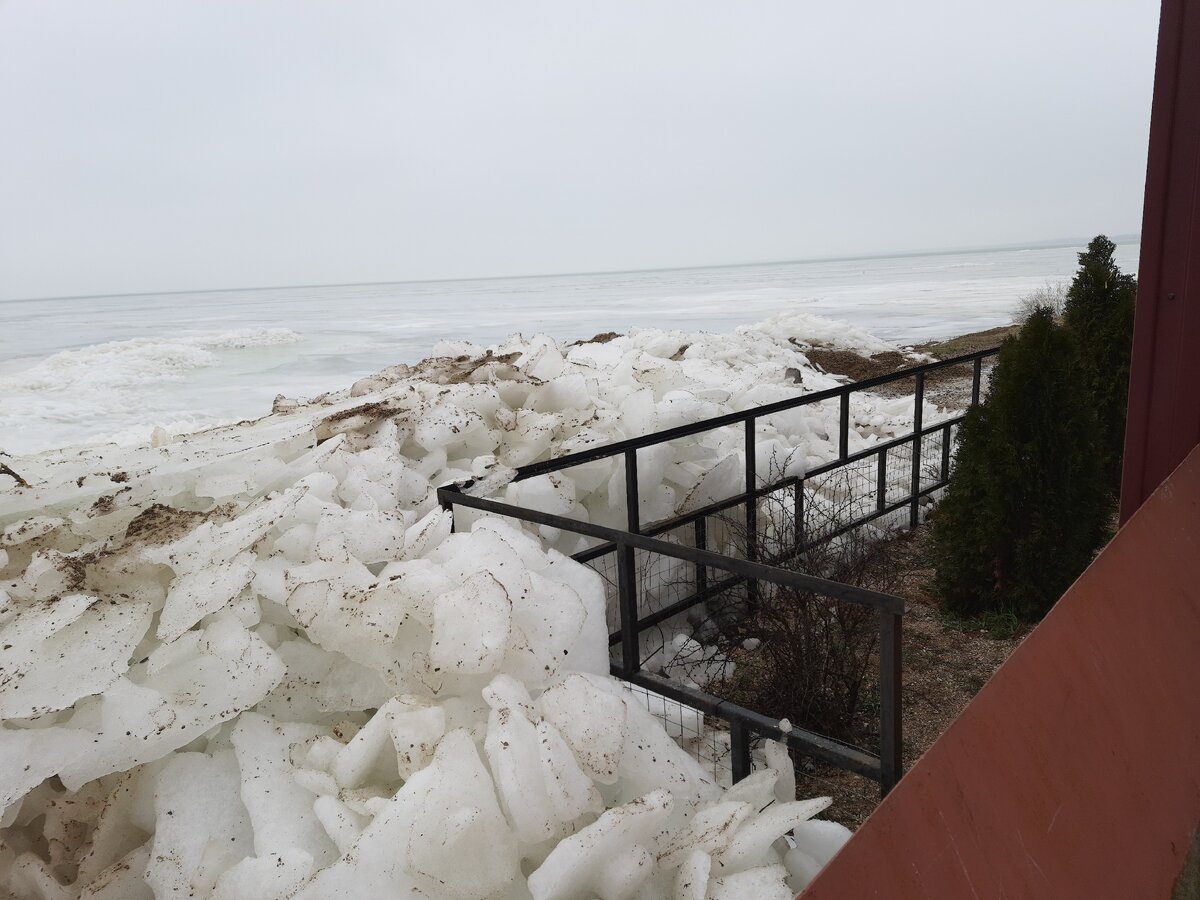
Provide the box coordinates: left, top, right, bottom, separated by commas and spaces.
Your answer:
438, 346, 999, 797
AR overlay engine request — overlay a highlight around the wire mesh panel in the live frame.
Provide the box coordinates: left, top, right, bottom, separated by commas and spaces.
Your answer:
581, 548, 620, 630
636, 523, 699, 614
745, 735, 874, 797
883, 438, 916, 505
587, 532, 751, 674
946, 422, 961, 470
919, 429, 946, 491
796, 458, 880, 546
756, 482, 799, 559
621, 681, 735, 785
620, 679, 888, 797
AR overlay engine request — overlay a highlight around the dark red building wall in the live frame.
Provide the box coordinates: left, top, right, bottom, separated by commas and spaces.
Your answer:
1121, 0, 1200, 522
800, 445, 1200, 899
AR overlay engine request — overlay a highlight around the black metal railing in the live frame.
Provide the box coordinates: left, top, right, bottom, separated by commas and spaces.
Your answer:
437, 346, 999, 797
439, 485, 902, 790
505, 346, 996, 536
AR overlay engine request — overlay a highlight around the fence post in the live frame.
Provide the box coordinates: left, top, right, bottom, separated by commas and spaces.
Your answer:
876, 448, 888, 512
910, 371, 925, 528
879, 609, 904, 796
941, 422, 952, 482
794, 479, 805, 548
839, 391, 850, 461
730, 719, 752, 783
694, 517, 708, 596
616, 539, 639, 677
619, 450, 641, 677
625, 449, 640, 534
744, 417, 757, 556
744, 418, 758, 608
971, 356, 983, 406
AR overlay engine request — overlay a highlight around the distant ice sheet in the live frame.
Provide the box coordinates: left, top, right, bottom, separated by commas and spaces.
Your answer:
0, 240, 1139, 454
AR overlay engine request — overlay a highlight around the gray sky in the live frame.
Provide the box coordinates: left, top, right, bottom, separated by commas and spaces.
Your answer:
0, 1, 1159, 301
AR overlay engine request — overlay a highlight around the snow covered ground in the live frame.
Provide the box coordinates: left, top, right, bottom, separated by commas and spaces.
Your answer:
0, 313, 948, 899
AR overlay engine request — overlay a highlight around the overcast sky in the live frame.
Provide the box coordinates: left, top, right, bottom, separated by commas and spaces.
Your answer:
0, 1, 1160, 301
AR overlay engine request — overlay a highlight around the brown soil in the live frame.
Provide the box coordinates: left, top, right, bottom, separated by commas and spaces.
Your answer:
804, 324, 1015, 408
804, 349, 911, 382
915, 324, 1017, 359
794, 523, 1029, 828
409, 349, 526, 386
57, 550, 100, 591
579, 331, 621, 345
321, 400, 397, 425
123, 504, 209, 545
566, 331, 622, 347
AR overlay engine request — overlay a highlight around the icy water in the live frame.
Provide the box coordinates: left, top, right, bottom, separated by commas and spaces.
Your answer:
0, 239, 1139, 454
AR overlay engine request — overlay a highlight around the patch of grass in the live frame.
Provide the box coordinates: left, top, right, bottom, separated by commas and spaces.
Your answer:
916, 324, 1017, 359
937, 605, 1024, 640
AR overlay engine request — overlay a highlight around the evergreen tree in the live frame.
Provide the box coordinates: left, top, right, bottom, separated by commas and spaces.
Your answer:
933, 309, 1108, 621
1062, 235, 1137, 487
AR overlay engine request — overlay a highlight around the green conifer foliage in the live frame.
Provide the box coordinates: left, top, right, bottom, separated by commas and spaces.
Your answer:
933, 309, 1108, 621
1062, 235, 1137, 487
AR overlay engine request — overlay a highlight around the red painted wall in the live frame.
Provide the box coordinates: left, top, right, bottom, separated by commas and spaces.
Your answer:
1121, 0, 1200, 522
800, 445, 1200, 898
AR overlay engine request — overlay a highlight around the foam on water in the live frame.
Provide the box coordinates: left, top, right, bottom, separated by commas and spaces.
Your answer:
0, 328, 301, 452
6, 328, 300, 391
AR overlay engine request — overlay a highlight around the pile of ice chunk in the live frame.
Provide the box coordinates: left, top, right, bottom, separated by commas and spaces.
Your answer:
0, 313, 939, 899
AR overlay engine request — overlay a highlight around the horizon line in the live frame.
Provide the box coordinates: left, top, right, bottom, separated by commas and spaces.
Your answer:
2, 232, 1142, 305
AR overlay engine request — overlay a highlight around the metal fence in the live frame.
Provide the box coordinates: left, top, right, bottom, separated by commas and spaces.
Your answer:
438, 346, 999, 797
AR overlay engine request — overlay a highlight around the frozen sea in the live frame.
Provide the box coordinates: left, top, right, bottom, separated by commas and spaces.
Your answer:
0, 239, 1139, 455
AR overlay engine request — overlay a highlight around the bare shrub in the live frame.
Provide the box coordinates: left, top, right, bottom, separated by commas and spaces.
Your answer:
1014, 281, 1067, 324
696, 465, 906, 744
718, 581, 881, 740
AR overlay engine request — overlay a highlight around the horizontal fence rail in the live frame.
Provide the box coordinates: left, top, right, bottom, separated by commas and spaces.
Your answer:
439, 346, 1000, 797
439, 484, 905, 789
455, 346, 999, 487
